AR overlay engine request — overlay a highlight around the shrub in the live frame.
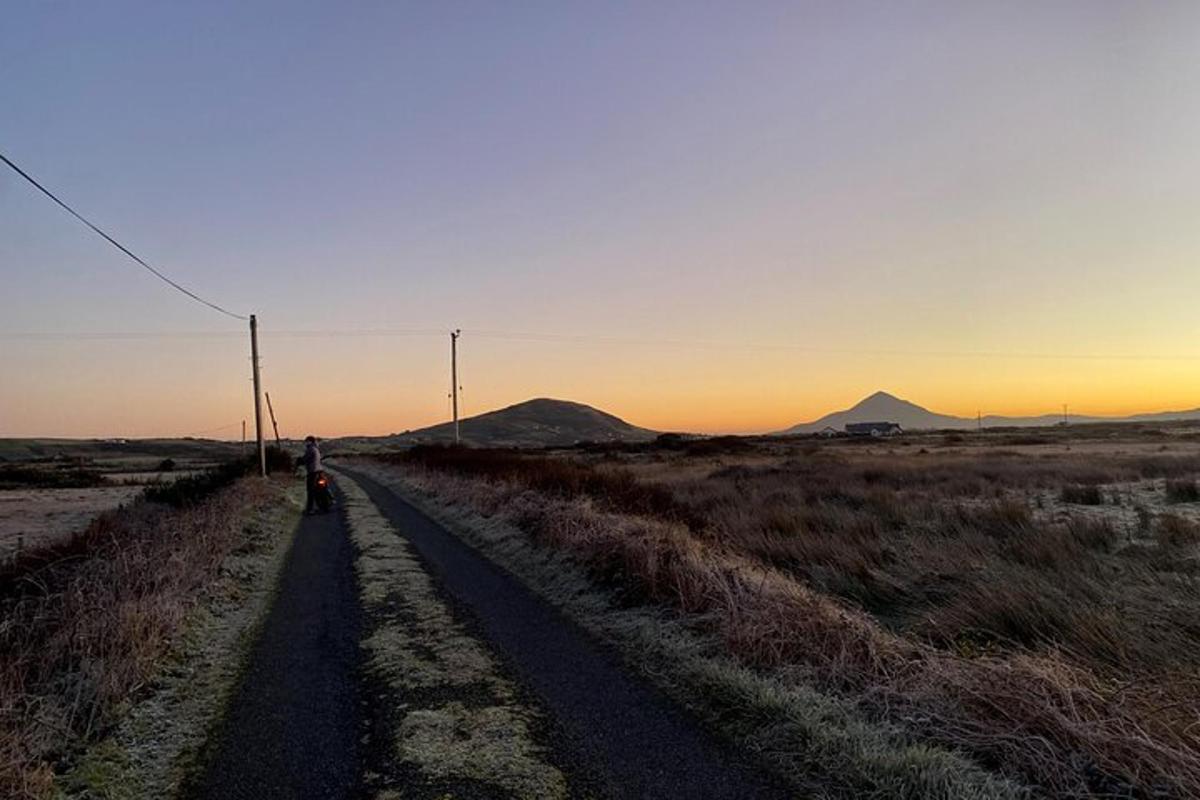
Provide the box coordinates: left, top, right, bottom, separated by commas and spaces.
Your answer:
265, 445, 295, 474
1165, 478, 1200, 504
1066, 516, 1119, 552
1156, 514, 1200, 549
1060, 483, 1103, 505
157, 458, 177, 472
143, 458, 250, 508
0, 465, 106, 490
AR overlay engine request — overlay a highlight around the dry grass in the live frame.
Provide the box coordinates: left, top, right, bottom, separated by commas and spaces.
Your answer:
377, 443, 1200, 798
1060, 484, 1105, 505
0, 477, 279, 798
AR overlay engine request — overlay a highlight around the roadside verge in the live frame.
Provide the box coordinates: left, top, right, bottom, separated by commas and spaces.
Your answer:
59, 481, 302, 798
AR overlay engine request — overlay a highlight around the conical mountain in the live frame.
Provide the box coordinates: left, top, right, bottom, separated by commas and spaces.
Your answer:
778, 391, 971, 433
778, 391, 1200, 433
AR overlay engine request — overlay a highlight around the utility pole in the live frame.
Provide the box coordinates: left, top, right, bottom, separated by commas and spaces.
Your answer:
977, 410, 982, 433
265, 391, 282, 448
1063, 403, 1069, 425
250, 315, 266, 477
241, 420, 246, 459
450, 329, 461, 444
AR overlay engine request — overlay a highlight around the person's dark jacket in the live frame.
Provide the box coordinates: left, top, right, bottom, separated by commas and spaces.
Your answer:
302, 441, 322, 474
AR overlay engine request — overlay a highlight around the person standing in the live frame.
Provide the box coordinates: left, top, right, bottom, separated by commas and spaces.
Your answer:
302, 435, 323, 514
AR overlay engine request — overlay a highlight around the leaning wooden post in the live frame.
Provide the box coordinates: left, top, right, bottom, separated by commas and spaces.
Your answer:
265, 391, 282, 448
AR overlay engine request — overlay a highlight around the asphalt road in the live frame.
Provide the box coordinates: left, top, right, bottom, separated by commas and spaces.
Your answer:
189, 501, 362, 800
338, 465, 788, 800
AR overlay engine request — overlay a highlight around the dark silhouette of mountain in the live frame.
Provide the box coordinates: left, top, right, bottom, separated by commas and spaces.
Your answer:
352, 398, 658, 449
778, 391, 1200, 433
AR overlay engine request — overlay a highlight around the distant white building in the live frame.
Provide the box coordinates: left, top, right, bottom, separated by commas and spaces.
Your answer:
845, 422, 903, 437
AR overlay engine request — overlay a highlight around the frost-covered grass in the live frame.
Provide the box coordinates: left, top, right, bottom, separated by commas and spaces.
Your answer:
337, 474, 567, 800
62, 483, 304, 798
0, 478, 298, 799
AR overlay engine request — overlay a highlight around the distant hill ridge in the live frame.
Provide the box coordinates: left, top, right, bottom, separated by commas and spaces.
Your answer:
354, 398, 657, 449
779, 391, 1200, 433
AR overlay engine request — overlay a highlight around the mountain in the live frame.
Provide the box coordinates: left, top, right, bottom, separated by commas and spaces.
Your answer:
779, 391, 969, 433
344, 398, 658, 449
778, 391, 1200, 434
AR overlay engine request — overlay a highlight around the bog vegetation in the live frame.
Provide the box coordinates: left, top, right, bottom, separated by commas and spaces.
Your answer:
0, 455, 288, 798
382, 435, 1200, 798
0, 464, 107, 491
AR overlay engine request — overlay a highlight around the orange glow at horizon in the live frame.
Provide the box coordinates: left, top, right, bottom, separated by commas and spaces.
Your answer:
5, 333, 1199, 439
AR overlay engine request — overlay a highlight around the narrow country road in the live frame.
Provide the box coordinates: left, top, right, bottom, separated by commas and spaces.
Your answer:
192, 470, 788, 799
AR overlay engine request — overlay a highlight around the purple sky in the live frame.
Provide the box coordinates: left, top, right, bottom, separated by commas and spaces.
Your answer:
4, 2, 1200, 436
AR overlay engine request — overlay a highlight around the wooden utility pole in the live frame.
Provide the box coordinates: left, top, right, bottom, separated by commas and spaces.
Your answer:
241, 420, 246, 458
265, 391, 282, 447
977, 410, 982, 433
250, 315, 266, 477
451, 329, 461, 444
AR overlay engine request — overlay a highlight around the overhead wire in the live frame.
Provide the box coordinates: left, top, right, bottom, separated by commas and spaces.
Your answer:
182, 421, 243, 438
462, 329, 1200, 363
3, 326, 1200, 362
0, 328, 446, 341
1, 150, 248, 321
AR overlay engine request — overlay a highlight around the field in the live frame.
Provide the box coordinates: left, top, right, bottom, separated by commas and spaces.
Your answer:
370, 423, 1200, 798
0, 487, 145, 558
0, 439, 240, 559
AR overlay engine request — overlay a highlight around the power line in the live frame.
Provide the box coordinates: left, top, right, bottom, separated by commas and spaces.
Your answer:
4, 325, 1200, 363
461, 329, 1200, 363
0, 328, 446, 341
0, 150, 248, 321
0, 331, 245, 341
182, 421, 243, 438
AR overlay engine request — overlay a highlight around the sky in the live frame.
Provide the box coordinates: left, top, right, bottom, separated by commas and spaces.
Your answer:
3, 1, 1200, 437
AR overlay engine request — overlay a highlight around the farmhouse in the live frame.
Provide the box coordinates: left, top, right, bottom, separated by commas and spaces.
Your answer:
845, 421, 903, 437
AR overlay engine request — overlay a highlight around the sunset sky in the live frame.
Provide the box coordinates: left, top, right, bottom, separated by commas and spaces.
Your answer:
3, 2, 1200, 438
